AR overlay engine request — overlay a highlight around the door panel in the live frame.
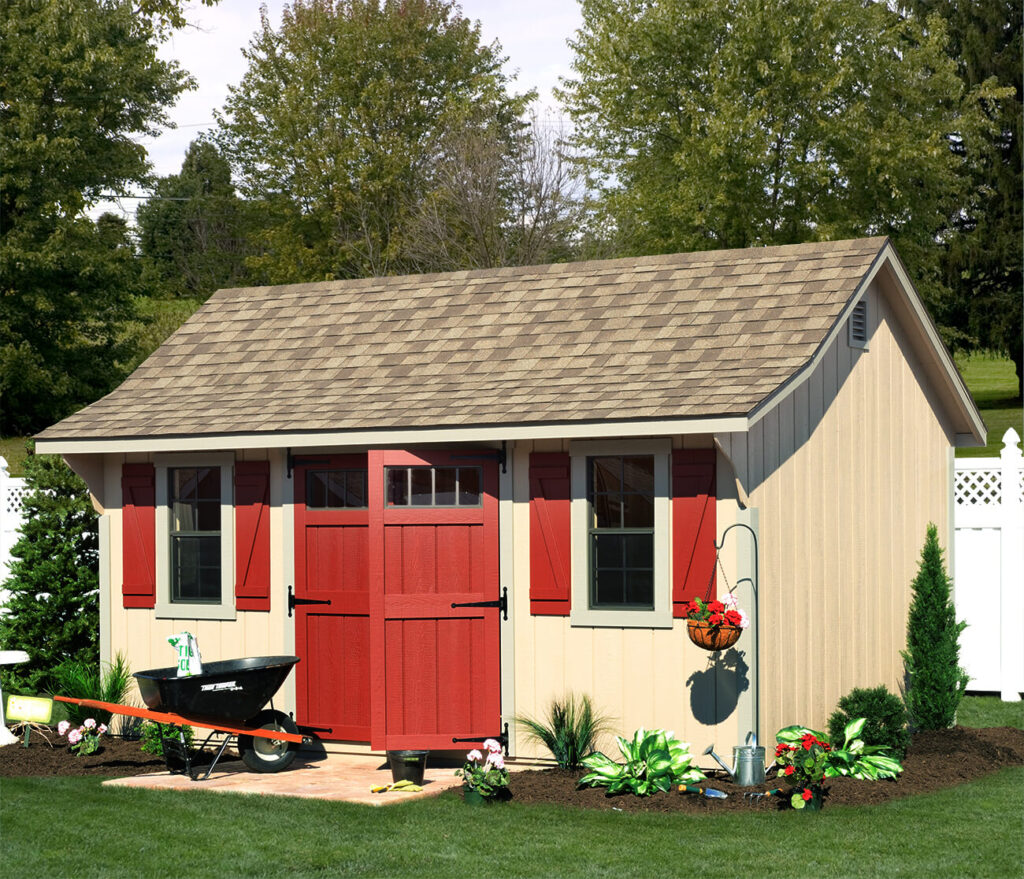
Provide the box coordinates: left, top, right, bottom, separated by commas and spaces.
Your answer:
369, 450, 501, 751
294, 455, 371, 741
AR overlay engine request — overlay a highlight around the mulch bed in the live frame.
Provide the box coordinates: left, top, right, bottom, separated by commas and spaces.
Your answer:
3, 725, 1022, 813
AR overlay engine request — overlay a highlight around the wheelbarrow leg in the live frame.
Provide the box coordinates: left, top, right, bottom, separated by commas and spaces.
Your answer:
196, 734, 234, 781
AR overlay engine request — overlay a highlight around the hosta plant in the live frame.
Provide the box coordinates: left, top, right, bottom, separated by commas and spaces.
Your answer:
578, 728, 704, 796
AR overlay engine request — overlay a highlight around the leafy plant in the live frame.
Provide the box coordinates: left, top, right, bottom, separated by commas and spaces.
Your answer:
515, 693, 612, 770
57, 718, 107, 756
140, 721, 194, 757
777, 718, 904, 789
454, 739, 509, 798
823, 718, 905, 781
578, 728, 704, 796
901, 524, 969, 730
48, 652, 134, 729
773, 728, 833, 809
828, 685, 910, 758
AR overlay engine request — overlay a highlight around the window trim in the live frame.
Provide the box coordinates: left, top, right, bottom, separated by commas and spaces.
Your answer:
154, 453, 235, 621
569, 439, 672, 628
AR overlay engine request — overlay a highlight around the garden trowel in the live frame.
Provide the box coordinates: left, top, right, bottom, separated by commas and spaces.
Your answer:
679, 784, 728, 799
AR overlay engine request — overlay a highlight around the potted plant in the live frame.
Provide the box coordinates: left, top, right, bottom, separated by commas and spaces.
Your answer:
684, 593, 749, 650
455, 738, 509, 804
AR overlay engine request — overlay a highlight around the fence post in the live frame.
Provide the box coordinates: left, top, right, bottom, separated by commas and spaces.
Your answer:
999, 428, 1023, 702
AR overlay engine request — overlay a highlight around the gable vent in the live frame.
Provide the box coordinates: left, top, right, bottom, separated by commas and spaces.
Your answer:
848, 299, 868, 348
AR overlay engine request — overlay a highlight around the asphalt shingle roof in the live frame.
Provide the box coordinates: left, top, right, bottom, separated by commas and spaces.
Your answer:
38, 237, 887, 440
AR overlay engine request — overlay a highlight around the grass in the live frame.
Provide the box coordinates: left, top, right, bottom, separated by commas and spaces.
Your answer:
0, 436, 30, 476
959, 695, 1024, 731
955, 352, 1022, 458
0, 768, 1021, 879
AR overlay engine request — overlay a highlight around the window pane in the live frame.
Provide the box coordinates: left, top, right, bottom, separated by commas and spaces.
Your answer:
591, 457, 621, 494
307, 472, 328, 508
622, 456, 654, 494
622, 492, 654, 527
410, 468, 433, 505
387, 469, 408, 506
195, 500, 220, 531
592, 493, 620, 528
171, 501, 196, 531
435, 468, 457, 505
593, 568, 624, 606
594, 533, 623, 569
345, 470, 367, 508
195, 467, 220, 500
326, 472, 347, 507
624, 533, 653, 568
171, 535, 220, 603
624, 570, 654, 607
173, 469, 199, 501
458, 467, 481, 506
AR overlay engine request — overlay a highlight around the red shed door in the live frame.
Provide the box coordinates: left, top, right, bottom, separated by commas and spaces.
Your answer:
369, 450, 501, 751
293, 456, 371, 741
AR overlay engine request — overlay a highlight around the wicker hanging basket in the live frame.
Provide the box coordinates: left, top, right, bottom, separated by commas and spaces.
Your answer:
686, 620, 742, 651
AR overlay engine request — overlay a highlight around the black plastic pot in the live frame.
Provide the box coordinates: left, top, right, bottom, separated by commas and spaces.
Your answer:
387, 750, 429, 785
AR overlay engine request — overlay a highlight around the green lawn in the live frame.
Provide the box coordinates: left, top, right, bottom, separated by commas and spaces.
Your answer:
959, 695, 1024, 731
0, 436, 30, 476
1, 768, 1020, 879
956, 352, 1023, 458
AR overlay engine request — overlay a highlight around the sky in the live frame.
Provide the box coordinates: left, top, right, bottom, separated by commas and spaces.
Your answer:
102, 0, 583, 220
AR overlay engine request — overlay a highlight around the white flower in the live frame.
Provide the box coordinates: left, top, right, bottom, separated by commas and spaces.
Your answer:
483, 738, 502, 753
98, 724, 108, 734
57, 720, 70, 736
466, 749, 483, 762
83, 718, 97, 729
723, 593, 738, 610
486, 751, 505, 770
737, 609, 750, 629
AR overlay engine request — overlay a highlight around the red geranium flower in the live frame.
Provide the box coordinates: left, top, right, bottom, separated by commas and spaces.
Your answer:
784, 765, 795, 776
801, 733, 817, 750
707, 600, 725, 613
802, 788, 813, 801
709, 612, 724, 625
724, 609, 742, 626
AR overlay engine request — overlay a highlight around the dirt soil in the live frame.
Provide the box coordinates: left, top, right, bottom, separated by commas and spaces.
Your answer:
2, 726, 1022, 813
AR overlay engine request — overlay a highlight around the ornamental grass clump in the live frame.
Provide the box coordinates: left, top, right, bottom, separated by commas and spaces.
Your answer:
515, 693, 612, 770
578, 728, 704, 796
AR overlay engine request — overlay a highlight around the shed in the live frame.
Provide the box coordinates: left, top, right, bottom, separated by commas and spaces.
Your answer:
36, 237, 984, 758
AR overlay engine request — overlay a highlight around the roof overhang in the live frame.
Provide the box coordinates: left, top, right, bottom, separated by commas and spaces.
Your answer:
33, 415, 750, 456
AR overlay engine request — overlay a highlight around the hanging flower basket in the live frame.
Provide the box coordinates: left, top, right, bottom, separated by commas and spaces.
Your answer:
686, 620, 742, 651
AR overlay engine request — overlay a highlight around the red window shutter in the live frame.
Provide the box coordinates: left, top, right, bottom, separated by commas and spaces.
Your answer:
122, 463, 155, 609
529, 452, 571, 615
235, 461, 271, 612
672, 449, 717, 617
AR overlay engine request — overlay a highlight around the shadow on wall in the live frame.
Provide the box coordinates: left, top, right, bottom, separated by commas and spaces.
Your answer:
687, 649, 749, 726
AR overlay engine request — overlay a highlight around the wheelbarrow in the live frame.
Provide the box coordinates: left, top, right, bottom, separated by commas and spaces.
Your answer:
55, 655, 306, 780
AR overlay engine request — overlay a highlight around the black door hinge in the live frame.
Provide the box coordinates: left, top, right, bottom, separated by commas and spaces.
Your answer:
451, 587, 507, 621
288, 584, 332, 617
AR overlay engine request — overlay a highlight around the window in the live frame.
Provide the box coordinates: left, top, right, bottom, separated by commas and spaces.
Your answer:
154, 453, 235, 620
169, 467, 221, 603
570, 439, 672, 628
306, 469, 367, 509
385, 466, 482, 507
588, 456, 655, 608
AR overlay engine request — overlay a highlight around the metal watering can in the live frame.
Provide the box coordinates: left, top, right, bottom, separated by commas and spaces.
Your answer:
703, 733, 766, 787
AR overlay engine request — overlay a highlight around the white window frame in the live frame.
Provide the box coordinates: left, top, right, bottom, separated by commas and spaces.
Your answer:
569, 438, 673, 629
154, 453, 235, 621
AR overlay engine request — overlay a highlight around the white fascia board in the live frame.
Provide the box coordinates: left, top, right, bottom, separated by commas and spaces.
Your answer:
34, 415, 750, 456
746, 243, 986, 444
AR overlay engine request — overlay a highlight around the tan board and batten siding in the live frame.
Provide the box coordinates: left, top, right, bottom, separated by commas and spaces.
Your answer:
39, 237, 982, 762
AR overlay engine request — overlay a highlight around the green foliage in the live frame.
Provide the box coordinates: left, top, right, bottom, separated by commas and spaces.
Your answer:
578, 728, 704, 796
140, 721, 194, 757
0, 453, 98, 693
558, 0, 1007, 319
828, 685, 911, 759
215, 0, 534, 282
0, 0, 198, 434
902, 524, 970, 730
955, 352, 1023, 458
137, 139, 260, 301
515, 693, 612, 770
48, 652, 134, 729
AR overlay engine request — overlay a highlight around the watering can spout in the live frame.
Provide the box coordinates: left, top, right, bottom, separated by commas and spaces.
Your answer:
703, 743, 735, 779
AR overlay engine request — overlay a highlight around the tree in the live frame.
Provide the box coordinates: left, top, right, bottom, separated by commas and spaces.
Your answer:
0, 452, 99, 694
901, 524, 969, 730
558, 0, 1005, 308
215, 0, 532, 282
904, 0, 1022, 399
137, 139, 258, 300
0, 0, 212, 435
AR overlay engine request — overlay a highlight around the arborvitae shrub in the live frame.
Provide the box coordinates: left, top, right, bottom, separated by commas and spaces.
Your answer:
901, 524, 969, 730
827, 685, 910, 758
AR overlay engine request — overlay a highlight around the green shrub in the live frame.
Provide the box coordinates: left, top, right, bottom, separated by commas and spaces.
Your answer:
48, 652, 134, 730
140, 721, 194, 756
901, 524, 969, 730
515, 693, 612, 770
828, 685, 910, 758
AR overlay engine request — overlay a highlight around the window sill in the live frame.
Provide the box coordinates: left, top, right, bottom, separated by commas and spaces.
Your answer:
154, 601, 236, 622
569, 605, 674, 629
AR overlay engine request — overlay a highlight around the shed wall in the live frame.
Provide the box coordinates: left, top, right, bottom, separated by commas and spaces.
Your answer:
718, 276, 956, 738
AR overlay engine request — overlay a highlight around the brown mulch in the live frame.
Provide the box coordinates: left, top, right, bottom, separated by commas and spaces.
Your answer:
508, 726, 1024, 813
3, 726, 1022, 813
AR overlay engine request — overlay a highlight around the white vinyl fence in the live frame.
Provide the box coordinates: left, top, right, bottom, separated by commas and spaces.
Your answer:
0, 457, 29, 606
954, 428, 1024, 702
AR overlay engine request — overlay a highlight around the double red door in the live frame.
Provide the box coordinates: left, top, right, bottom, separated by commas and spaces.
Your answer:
293, 450, 500, 749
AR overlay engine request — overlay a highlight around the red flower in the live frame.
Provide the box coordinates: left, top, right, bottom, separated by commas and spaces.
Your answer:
802, 789, 813, 801
707, 600, 725, 613
801, 734, 817, 751
724, 609, 742, 626
709, 612, 724, 626
784, 765, 795, 776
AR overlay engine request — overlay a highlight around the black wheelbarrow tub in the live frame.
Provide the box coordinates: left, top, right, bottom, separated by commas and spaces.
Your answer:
133, 655, 299, 725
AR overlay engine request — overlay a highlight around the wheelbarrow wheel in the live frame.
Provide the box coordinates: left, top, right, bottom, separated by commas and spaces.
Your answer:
238, 709, 299, 773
